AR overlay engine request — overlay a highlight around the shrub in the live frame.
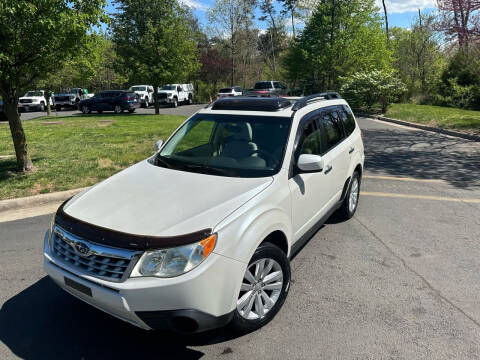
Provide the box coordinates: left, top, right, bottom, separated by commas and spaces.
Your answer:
340, 70, 406, 113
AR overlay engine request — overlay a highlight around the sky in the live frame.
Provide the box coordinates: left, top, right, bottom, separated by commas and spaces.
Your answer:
106, 0, 438, 31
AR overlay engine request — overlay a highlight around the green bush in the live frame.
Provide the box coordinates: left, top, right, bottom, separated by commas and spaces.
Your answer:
340, 70, 406, 113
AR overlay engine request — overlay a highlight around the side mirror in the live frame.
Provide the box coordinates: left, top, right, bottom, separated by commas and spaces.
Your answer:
155, 139, 164, 152
297, 154, 324, 173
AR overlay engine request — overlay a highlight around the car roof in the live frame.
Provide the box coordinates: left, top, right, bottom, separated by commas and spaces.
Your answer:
199, 93, 348, 118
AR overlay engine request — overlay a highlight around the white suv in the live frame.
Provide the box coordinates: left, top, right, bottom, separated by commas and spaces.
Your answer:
43, 92, 364, 333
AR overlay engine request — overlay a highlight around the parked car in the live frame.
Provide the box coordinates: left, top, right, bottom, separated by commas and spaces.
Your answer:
251, 81, 290, 96
129, 85, 154, 108
54, 88, 91, 111
0, 100, 22, 120
217, 87, 243, 98
43, 92, 363, 334
158, 83, 194, 107
18, 90, 54, 112
77, 90, 140, 114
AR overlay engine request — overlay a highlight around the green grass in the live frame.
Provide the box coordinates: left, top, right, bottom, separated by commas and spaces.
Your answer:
385, 103, 480, 133
0, 114, 186, 200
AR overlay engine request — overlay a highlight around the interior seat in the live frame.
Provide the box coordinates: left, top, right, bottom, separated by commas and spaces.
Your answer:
220, 123, 258, 159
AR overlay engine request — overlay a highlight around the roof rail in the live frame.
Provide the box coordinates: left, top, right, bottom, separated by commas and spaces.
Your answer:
292, 92, 342, 111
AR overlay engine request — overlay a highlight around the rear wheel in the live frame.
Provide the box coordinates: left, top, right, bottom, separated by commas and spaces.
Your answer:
97, 110, 103, 114
114, 105, 122, 114
144, 99, 149, 108
338, 171, 360, 219
39, 102, 45, 111
55, 105, 61, 111
171, 97, 178, 108
81, 105, 90, 114
230, 242, 291, 333
188, 95, 193, 105
128, 108, 135, 113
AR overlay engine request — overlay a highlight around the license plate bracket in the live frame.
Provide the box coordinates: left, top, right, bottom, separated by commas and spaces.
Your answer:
64, 277, 92, 297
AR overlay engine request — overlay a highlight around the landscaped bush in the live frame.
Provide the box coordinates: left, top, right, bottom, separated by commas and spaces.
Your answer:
340, 70, 406, 113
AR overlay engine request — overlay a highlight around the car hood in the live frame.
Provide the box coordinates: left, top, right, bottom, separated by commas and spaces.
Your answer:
159, 90, 174, 94
19, 97, 42, 100
63, 160, 273, 237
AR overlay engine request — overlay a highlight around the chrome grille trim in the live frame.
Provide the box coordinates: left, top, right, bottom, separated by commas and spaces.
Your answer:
50, 225, 141, 282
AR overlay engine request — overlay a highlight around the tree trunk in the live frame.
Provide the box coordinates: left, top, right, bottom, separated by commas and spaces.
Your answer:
45, 91, 52, 116
382, 0, 389, 44
5, 98, 33, 172
291, 11, 295, 38
153, 85, 159, 115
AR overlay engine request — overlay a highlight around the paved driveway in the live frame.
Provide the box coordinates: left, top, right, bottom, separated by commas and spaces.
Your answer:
0, 118, 479, 359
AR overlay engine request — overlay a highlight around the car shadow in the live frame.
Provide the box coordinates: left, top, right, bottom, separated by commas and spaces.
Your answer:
0, 277, 243, 360
362, 127, 480, 189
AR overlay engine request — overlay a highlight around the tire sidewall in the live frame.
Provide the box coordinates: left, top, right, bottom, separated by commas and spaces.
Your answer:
231, 243, 291, 333
345, 172, 361, 218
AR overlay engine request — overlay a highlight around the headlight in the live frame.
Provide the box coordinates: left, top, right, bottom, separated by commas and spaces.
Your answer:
132, 234, 216, 278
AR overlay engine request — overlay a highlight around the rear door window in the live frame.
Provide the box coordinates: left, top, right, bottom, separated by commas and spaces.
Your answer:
338, 105, 356, 136
319, 112, 343, 153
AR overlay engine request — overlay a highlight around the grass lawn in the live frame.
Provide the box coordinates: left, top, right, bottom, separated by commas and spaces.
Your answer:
0, 114, 186, 200
385, 103, 480, 133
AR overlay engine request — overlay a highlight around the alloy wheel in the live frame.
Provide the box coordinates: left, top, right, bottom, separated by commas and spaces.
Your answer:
114, 105, 122, 113
236, 258, 283, 320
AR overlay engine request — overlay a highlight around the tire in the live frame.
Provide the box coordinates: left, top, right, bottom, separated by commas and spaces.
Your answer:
230, 242, 291, 333
81, 105, 90, 114
97, 110, 103, 114
188, 95, 193, 105
128, 108, 135, 113
40, 102, 45, 111
338, 171, 361, 219
144, 99, 149, 108
114, 105, 122, 114
171, 97, 178, 108
55, 105, 61, 111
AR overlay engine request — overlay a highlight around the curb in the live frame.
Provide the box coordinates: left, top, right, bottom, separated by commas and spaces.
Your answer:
0, 187, 89, 213
364, 114, 480, 142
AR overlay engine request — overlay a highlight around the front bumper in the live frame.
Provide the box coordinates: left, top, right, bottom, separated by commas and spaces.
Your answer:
18, 104, 42, 111
43, 231, 244, 332
55, 100, 76, 107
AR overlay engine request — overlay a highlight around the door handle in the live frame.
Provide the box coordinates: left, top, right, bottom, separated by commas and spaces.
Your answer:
349, 147, 354, 154
324, 165, 333, 174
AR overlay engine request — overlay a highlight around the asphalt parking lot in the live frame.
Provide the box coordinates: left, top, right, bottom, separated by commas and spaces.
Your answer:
0, 116, 479, 359
16, 104, 206, 121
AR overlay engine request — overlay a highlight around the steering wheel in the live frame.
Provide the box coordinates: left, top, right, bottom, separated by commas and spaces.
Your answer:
248, 149, 277, 166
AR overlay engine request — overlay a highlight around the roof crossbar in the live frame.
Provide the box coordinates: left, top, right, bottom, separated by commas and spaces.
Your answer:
292, 92, 342, 111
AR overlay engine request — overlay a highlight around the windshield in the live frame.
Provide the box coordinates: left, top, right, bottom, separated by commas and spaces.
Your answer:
254, 82, 272, 90
161, 85, 176, 90
219, 88, 232, 93
131, 86, 146, 92
25, 91, 43, 97
156, 114, 292, 178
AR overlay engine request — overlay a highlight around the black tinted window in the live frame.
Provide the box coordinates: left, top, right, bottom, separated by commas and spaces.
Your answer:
320, 112, 342, 152
298, 121, 321, 156
339, 105, 356, 136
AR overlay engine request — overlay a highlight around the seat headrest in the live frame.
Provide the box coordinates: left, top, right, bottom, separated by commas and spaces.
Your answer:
225, 122, 253, 142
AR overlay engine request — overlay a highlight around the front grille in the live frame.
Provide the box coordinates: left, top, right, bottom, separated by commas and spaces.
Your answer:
51, 226, 139, 282
19, 99, 33, 103
55, 96, 70, 101
158, 93, 167, 99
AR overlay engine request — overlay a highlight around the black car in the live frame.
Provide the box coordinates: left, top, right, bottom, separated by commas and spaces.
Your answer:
78, 91, 140, 114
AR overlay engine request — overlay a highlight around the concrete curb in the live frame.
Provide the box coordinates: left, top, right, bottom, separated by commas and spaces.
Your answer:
0, 187, 89, 213
364, 114, 480, 142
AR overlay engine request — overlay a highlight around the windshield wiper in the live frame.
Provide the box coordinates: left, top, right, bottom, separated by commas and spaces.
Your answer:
155, 155, 171, 168
181, 163, 233, 176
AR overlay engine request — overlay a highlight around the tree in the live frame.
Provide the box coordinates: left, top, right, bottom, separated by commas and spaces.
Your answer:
285, 0, 391, 91
208, 0, 255, 86
0, 0, 106, 172
436, 0, 480, 47
112, 0, 199, 114
340, 70, 406, 112
391, 13, 445, 96
279, 0, 298, 38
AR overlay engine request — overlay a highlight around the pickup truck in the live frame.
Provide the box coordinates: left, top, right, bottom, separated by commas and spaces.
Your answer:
128, 85, 154, 108
18, 90, 54, 112
157, 83, 194, 108
54, 88, 92, 111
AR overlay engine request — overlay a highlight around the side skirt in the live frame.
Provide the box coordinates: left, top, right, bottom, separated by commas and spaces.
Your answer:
289, 201, 342, 259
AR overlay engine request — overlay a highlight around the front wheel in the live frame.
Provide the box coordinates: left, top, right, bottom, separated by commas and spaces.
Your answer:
338, 171, 360, 219
171, 98, 178, 108
114, 105, 122, 114
144, 99, 149, 108
39, 102, 45, 111
230, 242, 291, 333
128, 108, 135, 113
81, 105, 90, 114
